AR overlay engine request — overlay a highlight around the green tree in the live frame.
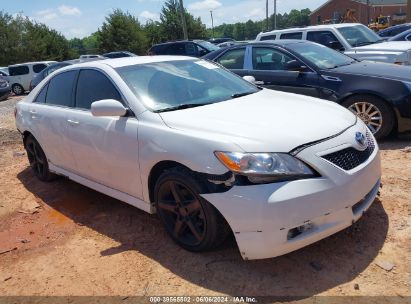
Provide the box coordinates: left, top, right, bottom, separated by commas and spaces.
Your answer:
159, 0, 207, 41
97, 9, 147, 55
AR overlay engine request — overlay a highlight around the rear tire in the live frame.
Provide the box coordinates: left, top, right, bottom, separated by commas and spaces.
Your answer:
24, 135, 55, 182
341, 95, 395, 139
154, 167, 230, 252
12, 84, 24, 95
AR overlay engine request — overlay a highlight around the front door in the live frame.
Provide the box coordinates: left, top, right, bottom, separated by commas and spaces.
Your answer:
65, 69, 142, 199
248, 46, 321, 98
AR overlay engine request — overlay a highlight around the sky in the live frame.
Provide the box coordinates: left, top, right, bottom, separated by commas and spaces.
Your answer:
2, 0, 328, 39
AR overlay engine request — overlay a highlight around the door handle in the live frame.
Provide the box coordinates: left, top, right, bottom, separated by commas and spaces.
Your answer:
67, 119, 79, 125
29, 110, 38, 119
254, 81, 265, 85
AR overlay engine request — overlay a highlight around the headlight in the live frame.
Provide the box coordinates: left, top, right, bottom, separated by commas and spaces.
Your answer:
215, 152, 315, 184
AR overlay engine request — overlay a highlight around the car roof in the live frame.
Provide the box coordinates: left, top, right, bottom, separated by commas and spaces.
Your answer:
8, 61, 56, 67
259, 23, 362, 35
152, 40, 204, 47
57, 56, 197, 71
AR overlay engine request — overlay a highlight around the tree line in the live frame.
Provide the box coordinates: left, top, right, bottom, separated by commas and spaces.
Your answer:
0, 0, 311, 66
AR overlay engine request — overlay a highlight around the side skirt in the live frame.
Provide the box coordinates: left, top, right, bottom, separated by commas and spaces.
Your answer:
49, 164, 154, 214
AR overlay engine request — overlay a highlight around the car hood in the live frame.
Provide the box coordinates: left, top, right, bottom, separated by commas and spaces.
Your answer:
352, 41, 411, 51
331, 61, 411, 82
159, 89, 356, 152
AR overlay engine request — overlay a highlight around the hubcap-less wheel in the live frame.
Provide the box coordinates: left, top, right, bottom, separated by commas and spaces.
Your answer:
26, 139, 47, 179
348, 101, 383, 134
157, 180, 206, 247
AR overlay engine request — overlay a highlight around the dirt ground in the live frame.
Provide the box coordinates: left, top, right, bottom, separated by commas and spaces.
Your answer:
0, 96, 410, 298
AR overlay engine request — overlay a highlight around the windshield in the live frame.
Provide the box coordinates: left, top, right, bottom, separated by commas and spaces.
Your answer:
116, 60, 258, 112
338, 25, 383, 47
287, 42, 355, 69
195, 40, 220, 52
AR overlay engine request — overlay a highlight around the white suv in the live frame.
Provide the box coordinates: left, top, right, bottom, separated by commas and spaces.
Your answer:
8, 61, 56, 95
256, 23, 411, 65
15, 57, 381, 260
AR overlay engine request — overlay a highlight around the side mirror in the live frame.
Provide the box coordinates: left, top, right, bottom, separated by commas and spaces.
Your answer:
285, 60, 307, 72
91, 99, 128, 117
243, 75, 256, 83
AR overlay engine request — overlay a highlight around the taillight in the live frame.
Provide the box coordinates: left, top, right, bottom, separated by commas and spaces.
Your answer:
14, 107, 17, 119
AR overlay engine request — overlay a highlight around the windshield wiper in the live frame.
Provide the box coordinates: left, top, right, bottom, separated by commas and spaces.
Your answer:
155, 103, 211, 113
231, 91, 255, 99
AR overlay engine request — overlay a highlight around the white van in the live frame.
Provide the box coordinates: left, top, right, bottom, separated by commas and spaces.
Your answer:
8, 61, 56, 95
256, 23, 411, 65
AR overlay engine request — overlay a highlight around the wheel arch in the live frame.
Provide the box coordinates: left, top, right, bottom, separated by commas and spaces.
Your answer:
338, 92, 398, 131
147, 160, 191, 204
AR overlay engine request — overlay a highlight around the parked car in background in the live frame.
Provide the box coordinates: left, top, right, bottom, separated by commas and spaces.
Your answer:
204, 40, 411, 139
15, 56, 381, 260
388, 28, 411, 41
0, 67, 9, 77
208, 37, 235, 45
378, 23, 411, 39
103, 51, 138, 58
255, 23, 411, 65
148, 40, 219, 57
30, 58, 105, 90
8, 61, 56, 95
0, 75, 11, 101
79, 54, 106, 59
217, 41, 249, 48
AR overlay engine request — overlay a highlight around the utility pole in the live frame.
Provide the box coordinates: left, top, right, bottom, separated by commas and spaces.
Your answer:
274, 0, 277, 29
266, 0, 269, 31
210, 10, 214, 38
178, 0, 188, 40
367, 0, 371, 23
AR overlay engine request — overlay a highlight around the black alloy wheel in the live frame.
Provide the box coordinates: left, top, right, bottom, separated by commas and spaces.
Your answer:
154, 168, 229, 251
24, 135, 54, 181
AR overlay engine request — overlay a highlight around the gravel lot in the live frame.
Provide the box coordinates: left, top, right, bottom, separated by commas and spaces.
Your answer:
0, 96, 410, 298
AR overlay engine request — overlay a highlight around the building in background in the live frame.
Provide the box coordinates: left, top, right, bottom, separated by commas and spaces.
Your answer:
310, 0, 407, 25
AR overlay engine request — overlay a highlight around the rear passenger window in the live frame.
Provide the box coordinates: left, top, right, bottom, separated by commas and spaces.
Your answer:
33, 64, 47, 73
280, 32, 302, 40
34, 84, 48, 103
75, 70, 121, 110
9, 65, 29, 76
260, 34, 276, 41
217, 48, 246, 69
45, 71, 77, 107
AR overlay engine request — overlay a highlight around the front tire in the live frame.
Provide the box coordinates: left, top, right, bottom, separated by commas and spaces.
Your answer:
24, 135, 54, 182
12, 84, 24, 95
154, 167, 229, 252
341, 95, 395, 139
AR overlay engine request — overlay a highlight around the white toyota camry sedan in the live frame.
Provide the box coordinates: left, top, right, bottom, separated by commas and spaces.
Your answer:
15, 56, 381, 260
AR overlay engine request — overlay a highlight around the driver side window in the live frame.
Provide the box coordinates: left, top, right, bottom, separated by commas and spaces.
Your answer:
75, 69, 122, 110
251, 48, 293, 71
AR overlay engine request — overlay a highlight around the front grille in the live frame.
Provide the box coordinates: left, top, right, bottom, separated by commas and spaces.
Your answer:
322, 132, 375, 171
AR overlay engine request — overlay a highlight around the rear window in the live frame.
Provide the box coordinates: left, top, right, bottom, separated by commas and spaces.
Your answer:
33, 64, 47, 73
34, 83, 48, 103
45, 71, 77, 107
9, 65, 29, 76
280, 32, 303, 40
260, 34, 276, 41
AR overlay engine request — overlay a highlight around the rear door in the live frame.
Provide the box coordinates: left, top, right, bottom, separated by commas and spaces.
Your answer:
27, 70, 78, 170
64, 69, 142, 198
247, 46, 321, 98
